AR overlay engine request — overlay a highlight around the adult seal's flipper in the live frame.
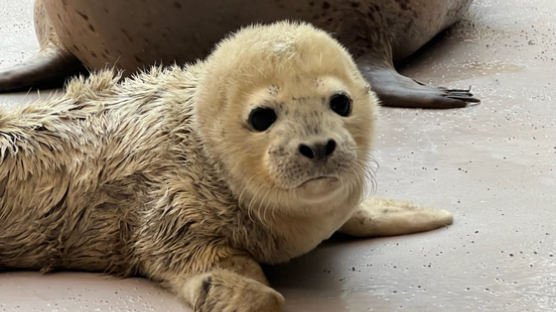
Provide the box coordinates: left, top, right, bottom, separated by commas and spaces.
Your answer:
0, 0, 86, 92
357, 40, 480, 109
361, 66, 480, 109
0, 44, 86, 93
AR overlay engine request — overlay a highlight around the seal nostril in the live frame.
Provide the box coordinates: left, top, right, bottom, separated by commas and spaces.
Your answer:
325, 139, 336, 156
299, 144, 314, 159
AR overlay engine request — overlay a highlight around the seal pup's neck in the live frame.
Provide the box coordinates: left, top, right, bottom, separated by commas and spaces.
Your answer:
232, 171, 366, 263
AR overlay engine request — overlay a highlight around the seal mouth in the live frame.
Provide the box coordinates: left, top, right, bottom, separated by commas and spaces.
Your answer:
296, 176, 338, 188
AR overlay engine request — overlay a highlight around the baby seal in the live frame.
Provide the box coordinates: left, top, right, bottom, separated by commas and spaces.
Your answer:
0, 22, 452, 311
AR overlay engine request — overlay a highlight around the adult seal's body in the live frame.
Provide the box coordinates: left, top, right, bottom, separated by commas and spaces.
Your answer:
0, 22, 452, 311
0, 0, 478, 108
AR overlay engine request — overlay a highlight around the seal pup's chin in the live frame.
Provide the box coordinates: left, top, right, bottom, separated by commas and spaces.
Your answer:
296, 176, 342, 202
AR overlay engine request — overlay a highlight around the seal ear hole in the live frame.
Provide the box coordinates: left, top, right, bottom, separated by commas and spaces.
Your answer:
248, 107, 277, 132
330, 93, 352, 117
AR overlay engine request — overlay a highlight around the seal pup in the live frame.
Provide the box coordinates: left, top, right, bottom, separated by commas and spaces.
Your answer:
0, 0, 478, 108
0, 22, 452, 311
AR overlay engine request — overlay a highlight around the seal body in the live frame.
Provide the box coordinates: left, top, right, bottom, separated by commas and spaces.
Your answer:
0, 0, 478, 108
0, 22, 453, 311
40, 0, 471, 71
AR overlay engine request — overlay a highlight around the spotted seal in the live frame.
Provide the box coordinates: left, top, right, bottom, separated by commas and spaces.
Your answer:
0, 0, 478, 108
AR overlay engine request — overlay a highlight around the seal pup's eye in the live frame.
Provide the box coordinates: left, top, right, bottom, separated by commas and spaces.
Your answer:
248, 107, 277, 132
330, 93, 352, 117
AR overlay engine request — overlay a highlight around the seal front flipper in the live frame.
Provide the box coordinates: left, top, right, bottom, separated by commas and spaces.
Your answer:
358, 59, 480, 109
0, 0, 87, 93
0, 44, 86, 93
339, 198, 453, 237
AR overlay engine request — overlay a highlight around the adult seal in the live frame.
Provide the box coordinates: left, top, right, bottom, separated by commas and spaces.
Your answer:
0, 0, 478, 108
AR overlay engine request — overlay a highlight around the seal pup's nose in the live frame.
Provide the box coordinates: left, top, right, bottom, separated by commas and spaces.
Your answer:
298, 139, 336, 161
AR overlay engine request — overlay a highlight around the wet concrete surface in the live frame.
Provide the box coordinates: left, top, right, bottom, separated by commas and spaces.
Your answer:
1, 0, 556, 311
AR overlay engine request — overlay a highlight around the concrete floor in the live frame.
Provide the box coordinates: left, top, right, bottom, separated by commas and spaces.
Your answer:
1, 0, 555, 311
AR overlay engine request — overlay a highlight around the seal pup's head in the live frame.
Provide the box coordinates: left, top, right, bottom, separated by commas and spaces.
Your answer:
195, 21, 377, 218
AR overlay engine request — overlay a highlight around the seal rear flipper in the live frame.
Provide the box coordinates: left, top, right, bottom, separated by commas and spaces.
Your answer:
367, 67, 480, 109
357, 57, 480, 109
0, 44, 87, 93
358, 66, 480, 109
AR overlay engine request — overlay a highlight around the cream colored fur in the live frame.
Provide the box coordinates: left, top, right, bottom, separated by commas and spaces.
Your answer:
0, 22, 452, 312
